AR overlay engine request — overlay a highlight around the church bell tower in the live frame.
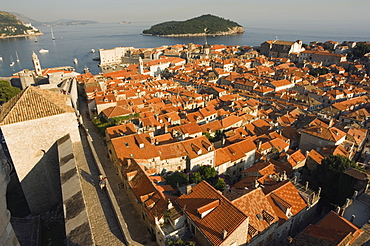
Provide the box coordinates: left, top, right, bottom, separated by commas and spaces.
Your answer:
32, 51, 42, 77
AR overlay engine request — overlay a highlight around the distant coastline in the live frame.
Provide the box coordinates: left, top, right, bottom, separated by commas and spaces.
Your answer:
142, 26, 244, 37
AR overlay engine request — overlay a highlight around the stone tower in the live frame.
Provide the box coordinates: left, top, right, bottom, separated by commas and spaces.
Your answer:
32, 52, 42, 77
203, 41, 211, 56
18, 70, 35, 90
0, 160, 20, 246
138, 57, 144, 74
0, 86, 80, 214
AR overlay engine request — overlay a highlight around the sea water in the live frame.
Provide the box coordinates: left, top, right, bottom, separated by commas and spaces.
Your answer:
0, 21, 369, 77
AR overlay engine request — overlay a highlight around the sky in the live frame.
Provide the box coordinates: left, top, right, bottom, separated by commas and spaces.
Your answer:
2, 0, 370, 27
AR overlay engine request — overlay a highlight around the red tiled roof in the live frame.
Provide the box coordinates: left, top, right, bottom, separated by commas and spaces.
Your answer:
264, 181, 307, 223
231, 188, 278, 239
177, 181, 248, 246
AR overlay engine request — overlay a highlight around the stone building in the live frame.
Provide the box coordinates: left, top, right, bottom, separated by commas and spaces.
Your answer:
299, 50, 347, 66
99, 46, 134, 66
299, 125, 346, 153
260, 40, 304, 60
0, 86, 80, 214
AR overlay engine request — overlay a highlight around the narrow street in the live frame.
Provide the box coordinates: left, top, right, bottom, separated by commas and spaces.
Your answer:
78, 97, 157, 246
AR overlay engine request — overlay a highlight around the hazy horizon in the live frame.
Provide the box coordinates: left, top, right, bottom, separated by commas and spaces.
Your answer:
2, 0, 370, 27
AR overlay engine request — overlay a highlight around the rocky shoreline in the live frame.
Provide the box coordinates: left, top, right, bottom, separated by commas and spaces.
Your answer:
0, 32, 43, 39
143, 26, 244, 37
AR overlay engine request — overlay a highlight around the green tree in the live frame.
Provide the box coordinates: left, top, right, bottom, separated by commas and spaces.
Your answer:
198, 165, 217, 180
213, 177, 226, 191
165, 172, 188, 188
352, 43, 370, 58
167, 238, 195, 246
0, 80, 21, 104
189, 172, 202, 184
321, 155, 355, 173
317, 155, 358, 206
309, 67, 329, 77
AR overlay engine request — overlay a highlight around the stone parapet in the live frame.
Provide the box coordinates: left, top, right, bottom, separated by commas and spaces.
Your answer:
57, 134, 94, 246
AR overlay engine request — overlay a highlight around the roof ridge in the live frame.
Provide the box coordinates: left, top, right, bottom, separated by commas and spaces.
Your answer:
0, 86, 73, 125
30, 86, 69, 113
0, 86, 28, 124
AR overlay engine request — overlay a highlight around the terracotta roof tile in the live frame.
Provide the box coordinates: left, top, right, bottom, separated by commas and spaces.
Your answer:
0, 86, 74, 125
231, 188, 278, 239
177, 181, 248, 246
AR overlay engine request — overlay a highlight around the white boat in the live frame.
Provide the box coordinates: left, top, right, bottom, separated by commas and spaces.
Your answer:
9, 55, 14, 66
73, 58, 78, 64
16, 51, 20, 62
39, 49, 49, 53
91, 49, 95, 53
0, 56, 3, 61
51, 27, 55, 40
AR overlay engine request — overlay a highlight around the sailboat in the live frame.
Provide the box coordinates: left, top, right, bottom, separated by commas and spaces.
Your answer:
51, 27, 55, 40
15, 51, 20, 62
9, 56, 15, 66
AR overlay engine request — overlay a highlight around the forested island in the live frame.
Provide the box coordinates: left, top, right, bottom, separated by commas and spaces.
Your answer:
142, 14, 244, 37
0, 11, 41, 38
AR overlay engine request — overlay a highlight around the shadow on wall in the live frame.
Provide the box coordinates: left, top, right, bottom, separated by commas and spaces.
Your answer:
6, 172, 31, 217
19, 142, 63, 215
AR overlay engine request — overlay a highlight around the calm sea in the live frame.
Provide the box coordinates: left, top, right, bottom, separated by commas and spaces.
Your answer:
0, 21, 369, 77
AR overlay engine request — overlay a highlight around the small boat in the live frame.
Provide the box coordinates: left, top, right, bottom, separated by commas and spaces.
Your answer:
34, 36, 38, 42
51, 27, 55, 40
16, 51, 20, 62
9, 55, 14, 66
91, 49, 95, 53
39, 49, 49, 53
0, 56, 3, 61
73, 58, 78, 64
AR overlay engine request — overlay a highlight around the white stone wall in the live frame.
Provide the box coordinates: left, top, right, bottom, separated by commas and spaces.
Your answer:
157, 157, 187, 173
1, 112, 80, 214
99, 47, 133, 65
188, 151, 215, 171
149, 62, 171, 77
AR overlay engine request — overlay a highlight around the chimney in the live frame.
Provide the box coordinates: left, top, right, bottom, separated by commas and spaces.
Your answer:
317, 187, 321, 197
127, 159, 132, 166
305, 181, 309, 191
186, 184, 192, 195
292, 176, 297, 184
350, 215, 355, 223
305, 150, 309, 158
352, 190, 358, 200
335, 206, 341, 214
344, 198, 351, 208
329, 118, 334, 127
222, 230, 228, 240
283, 171, 287, 180
257, 140, 262, 150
